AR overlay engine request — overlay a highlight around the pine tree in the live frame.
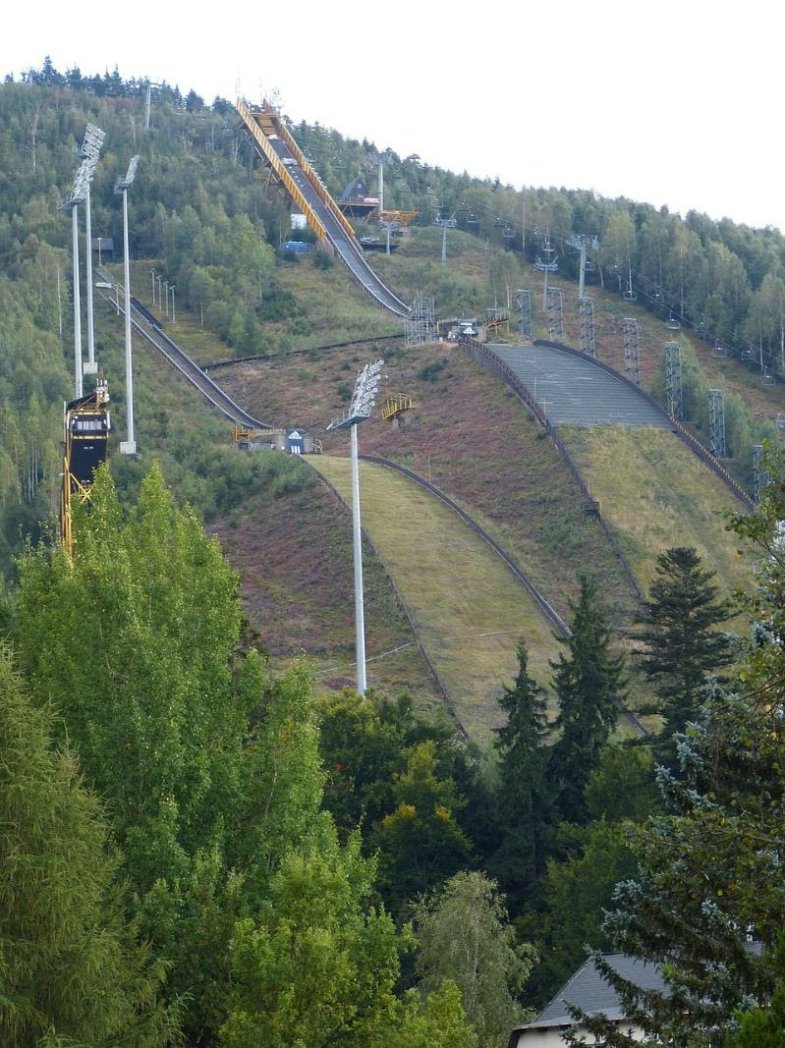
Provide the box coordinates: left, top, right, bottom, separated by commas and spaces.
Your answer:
569, 685, 779, 1047
632, 546, 734, 752
546, 575, 626, 825
490, 641, 551, 911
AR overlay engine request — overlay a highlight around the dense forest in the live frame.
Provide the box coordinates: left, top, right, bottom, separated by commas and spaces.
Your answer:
4, 61, 785, 1047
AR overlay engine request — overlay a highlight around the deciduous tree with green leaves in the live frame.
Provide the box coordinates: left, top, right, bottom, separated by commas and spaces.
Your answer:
371, 740, 473, 915
12, 463, 325, 1042
412, 871, 535, 1048
221, 818, 478, 1048
0, 641, 174, 1046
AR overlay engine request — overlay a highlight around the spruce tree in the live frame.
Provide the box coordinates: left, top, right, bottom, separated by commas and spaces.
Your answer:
632, 546, 734, 751
546, 575, 626, 825
490, 641, 551, 911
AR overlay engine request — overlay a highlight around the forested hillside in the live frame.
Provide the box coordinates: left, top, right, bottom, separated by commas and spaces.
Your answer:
4, 63, 785, 1047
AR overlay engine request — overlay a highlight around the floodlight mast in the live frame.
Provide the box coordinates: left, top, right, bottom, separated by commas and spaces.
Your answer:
115, 156, 139, 454
78, 124, 105, 376
59, 161, 91, 398
326, 359, 384, 695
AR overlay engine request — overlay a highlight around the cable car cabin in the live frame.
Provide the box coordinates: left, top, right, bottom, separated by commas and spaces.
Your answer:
64, 382, 111, 497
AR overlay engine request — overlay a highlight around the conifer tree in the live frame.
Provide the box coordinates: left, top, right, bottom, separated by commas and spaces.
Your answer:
490, 641, 551, 911
632, 546, 734, 751
546, 575, 626, 825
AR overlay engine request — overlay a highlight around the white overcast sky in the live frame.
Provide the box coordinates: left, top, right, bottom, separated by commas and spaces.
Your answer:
4, 0, 783, 233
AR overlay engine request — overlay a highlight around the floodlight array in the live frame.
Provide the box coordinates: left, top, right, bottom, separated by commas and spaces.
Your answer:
59, 158, 92, 210
350, 359, 384, 417
327, 359, 385, 430
78, 123, 106, 161
115, 155, 139, 193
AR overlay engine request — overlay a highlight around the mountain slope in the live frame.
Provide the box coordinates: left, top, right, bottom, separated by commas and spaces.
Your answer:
310, 454, 564, 746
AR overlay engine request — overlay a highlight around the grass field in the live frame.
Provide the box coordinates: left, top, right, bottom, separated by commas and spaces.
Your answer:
310, 455, 564, 748
561, 426, 753, 597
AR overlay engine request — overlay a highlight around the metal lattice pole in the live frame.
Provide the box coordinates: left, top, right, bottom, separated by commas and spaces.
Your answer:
535, 231, 559, 310
405, 292, 436, 346
516, 289, 532, 339
546, 287, 563, 340
665, 341, 682, 419
708, 389, 727, 457
579, 296, 596, 358
623, 316, 640, 383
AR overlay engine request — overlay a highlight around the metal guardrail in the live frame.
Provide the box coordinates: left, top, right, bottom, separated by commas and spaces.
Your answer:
461, 337, 645, 601
304, 458, 467, 738
97, 284, 273, 430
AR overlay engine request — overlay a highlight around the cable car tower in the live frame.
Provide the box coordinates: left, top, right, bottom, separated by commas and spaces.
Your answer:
567, 234, 599, 300
60, 377, 111, 559
535, 231, 559, 310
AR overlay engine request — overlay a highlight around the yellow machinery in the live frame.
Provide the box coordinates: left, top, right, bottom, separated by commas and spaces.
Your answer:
235, 97, 358, 250
60, 378, 111, 558
381, 393, 413, 423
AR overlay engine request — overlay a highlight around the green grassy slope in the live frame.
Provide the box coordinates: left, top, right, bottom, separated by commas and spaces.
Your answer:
310, 455, 563, 747
560, 426, 752, 594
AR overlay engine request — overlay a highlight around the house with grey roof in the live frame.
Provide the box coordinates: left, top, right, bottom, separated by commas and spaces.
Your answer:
508, 954, 666, 1047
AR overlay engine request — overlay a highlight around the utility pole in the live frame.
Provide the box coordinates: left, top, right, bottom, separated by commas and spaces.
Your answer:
567, 233, 600, 300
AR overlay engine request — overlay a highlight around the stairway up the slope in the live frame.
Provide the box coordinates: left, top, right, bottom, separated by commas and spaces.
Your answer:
490, 343, 672, 428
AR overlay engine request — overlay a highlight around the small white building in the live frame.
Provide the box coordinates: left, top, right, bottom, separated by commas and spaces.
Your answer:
508, 954, 666, 1047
